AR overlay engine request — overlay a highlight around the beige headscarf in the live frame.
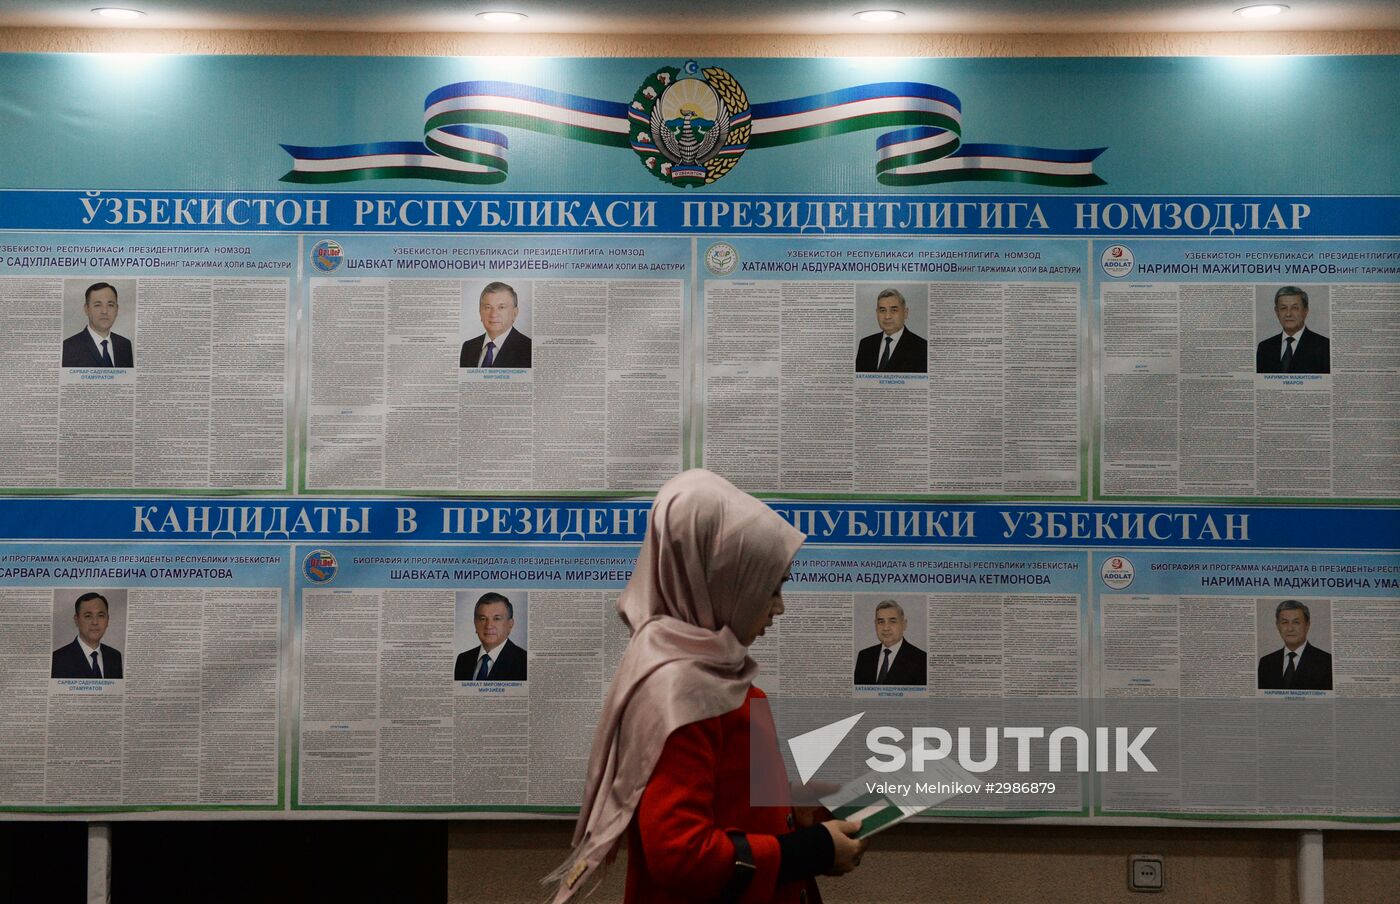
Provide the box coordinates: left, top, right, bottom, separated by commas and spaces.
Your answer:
546, 469, 805, 903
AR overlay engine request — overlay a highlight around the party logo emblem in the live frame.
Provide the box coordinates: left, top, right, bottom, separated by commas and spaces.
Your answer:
302, 548, 339, 584
311, 239, 344, 272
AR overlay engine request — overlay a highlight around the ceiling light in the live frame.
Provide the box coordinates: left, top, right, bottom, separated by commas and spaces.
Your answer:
1234, 4, 1288, 17
477, 11, 527, 23
854, 9, 904, 22
91, 7, 146, 19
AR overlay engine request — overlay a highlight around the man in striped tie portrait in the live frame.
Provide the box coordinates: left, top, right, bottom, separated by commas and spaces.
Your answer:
460, 280, 533, 369
455, 591, 529, 681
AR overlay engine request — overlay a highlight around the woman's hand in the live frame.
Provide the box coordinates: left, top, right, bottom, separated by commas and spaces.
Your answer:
791, 779, 838, 827
821, 819, 869, 875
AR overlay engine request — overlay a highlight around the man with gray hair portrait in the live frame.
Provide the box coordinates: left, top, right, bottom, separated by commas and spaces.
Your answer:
854, 599, 927, 685
460, 281, 532, 368
1256, 286, 1329, 374
855, 288, 928, 374
455, 591, 528, 681
1258, 599, 1332, 690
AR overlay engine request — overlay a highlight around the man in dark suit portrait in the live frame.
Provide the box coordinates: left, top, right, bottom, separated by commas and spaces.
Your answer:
460, 281, 532, 368
856, 288, 927, 374
62, 282, 134, 368
51, 591, 124, 679
1258, 599, 1332, 691
455, 592, 528, 681
854, 599, 927, 686
1256, 286, 1330, 374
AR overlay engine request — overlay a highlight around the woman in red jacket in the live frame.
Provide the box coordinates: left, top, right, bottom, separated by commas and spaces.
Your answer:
548, 469, 866, 904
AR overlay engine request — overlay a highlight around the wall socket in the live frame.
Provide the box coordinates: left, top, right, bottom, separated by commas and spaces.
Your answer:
1128, 854, 1164, 892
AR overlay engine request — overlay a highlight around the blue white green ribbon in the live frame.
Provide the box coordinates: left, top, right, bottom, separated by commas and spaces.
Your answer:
281, 79, 1103, 186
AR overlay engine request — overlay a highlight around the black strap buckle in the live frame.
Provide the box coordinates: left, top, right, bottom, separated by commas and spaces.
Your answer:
717, 831, 757, 904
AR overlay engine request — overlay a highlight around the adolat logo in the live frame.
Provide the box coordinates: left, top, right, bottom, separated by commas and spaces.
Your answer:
1100, 555, 1135, 590
1100, 243, 1135, 278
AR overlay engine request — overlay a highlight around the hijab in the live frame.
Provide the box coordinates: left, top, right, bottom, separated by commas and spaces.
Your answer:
546, 469, 805, 903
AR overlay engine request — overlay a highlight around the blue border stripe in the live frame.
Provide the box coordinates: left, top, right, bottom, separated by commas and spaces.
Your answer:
8, 192, 1396, 237
957, 142, 1107, 163
424, 80, 630, 118
0, 498, 1394, 548
281, 141, 432, 160
753, 82, 962, 119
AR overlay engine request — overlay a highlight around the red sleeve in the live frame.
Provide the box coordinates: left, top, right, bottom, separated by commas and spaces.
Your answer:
634, 718, 782, 903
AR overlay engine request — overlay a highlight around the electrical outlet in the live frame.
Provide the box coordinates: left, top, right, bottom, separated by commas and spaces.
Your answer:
1128, 854, 1164, 892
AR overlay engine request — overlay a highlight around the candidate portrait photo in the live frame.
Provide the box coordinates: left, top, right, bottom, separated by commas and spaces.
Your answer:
61, 278, 137, 369
51, 589, 127, 680
853, 594, 927, 686
1255, 285, 1330, 375
855, 285, 928, 375
1257, 598, 1333, 691
460, 280, 533, 369
455, 590, 529, 681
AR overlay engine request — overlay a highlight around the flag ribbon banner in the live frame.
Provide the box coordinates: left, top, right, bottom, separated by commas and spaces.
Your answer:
280, 80, 1105, 187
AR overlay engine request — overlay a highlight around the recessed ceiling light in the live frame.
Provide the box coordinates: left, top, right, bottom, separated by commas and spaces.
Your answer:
91, 7, 146, 19
477, 11, 527, 23
854, 9, 904, 22
1234, 4, 1288, 17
